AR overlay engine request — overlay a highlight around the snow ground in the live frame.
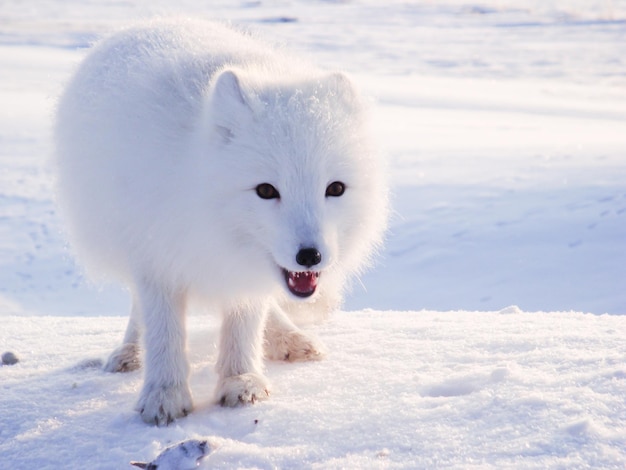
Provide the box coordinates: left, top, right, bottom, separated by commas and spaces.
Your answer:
1, 1, 625, 468
2, 311, 626, 469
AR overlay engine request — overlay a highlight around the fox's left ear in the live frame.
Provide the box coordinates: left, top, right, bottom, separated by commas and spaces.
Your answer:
325, 72, 360, 111
327, 72, 354, 94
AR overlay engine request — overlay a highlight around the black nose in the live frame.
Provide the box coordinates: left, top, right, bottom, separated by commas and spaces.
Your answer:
296, 248, 322, 267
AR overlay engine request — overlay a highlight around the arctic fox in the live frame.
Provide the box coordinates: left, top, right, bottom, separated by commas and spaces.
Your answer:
55, 18, 387, 425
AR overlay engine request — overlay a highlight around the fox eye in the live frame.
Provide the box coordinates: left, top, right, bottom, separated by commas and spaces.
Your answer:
256, 183, 280, 199
325, 181, 345, 197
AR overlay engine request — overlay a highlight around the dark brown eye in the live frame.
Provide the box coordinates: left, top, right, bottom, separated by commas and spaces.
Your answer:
256, 183, 280, 199
325, 181, 345, 197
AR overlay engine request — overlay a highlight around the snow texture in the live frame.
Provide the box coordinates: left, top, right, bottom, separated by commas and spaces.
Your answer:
2, 312, 625, 468
1, 0, 625, 468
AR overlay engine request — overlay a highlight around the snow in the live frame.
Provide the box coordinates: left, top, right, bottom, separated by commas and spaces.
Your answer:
1, 0, 625, 468
2, 311, 626, 468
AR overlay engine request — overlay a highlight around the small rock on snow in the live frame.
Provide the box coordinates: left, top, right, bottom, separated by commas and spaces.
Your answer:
2, 351, 19, 365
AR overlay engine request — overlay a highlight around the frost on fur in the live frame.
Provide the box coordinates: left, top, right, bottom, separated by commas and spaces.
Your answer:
55, 18, 388, 424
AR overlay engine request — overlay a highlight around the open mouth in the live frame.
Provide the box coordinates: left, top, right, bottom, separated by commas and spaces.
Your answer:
282, 269, 320, 298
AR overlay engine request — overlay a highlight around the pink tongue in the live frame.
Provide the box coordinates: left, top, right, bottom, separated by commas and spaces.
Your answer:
288, 271, 318, 294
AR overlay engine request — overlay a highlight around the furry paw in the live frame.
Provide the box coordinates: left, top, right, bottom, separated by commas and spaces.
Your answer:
264, 330, 326, 362
136, 382, 193, 426
216, 373, 270, 407
103, 343, 141, 373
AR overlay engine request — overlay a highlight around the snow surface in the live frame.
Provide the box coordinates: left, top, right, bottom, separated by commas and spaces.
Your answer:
1, 0, 625, 468
2, 311, 626, 469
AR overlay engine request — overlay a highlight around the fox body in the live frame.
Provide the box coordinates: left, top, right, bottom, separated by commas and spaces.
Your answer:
55, 19, 387, 425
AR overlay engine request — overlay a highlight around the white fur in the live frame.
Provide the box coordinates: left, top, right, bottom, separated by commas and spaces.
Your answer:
55, 18, 388, 425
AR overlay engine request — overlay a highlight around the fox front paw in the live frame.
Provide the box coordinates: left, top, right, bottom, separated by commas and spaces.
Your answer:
136, 381, 193, 426
216, 373, 270, 407
103, 343, 141, 373
265, 330, 326, 362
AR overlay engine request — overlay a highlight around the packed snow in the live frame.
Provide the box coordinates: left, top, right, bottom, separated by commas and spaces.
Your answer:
1, 0, 625, 468
2, 311, 626, 468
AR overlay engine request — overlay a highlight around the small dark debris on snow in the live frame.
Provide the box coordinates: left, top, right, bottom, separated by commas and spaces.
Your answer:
2, 351, 19, 365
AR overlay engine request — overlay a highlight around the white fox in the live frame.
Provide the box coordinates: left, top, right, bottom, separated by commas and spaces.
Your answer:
55, 18, 387, 425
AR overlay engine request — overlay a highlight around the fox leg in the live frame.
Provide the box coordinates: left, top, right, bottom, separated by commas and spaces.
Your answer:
103, 295, 142, 372
264, 305, 325, 362
134, 280, 192, 426
215, 303, 271, 407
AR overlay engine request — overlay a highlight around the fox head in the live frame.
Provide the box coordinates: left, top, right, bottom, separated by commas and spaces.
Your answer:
196, 67, 388, 304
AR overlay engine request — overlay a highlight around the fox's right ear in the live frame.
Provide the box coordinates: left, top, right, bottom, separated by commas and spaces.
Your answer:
211, 69, 252, 143
213, 70, 248, 107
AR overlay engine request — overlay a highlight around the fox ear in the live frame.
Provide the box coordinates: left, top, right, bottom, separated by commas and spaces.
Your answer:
211, 69, 252, 143
327, 72, 353, 93
213, 70, 248, 107
325, 72, 359, 110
